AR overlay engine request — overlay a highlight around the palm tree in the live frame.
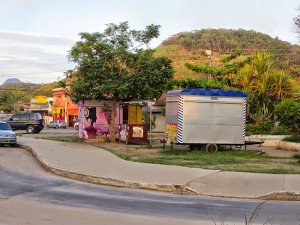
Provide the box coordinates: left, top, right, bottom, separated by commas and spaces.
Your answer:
235, 53, 296, 124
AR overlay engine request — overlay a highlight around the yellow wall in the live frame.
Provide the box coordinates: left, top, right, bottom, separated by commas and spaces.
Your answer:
129, 105, 142, 124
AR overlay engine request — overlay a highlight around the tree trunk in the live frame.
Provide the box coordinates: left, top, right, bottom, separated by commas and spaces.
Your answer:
110, 97, 116, 143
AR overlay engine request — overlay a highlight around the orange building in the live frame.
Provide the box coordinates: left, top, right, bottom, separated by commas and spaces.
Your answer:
52, 88, 78, 127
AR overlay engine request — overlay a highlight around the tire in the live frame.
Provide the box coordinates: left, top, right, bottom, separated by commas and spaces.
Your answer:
34, 129, 41, 133
206, 143, 218, 152
11, 143, 18, 147
26, 125, 35, 134
54, 125, 58, 129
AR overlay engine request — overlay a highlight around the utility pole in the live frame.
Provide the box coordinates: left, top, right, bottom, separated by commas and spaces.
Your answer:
206, 50, 212, 80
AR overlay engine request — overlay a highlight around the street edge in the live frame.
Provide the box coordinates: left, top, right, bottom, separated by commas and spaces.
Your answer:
18, 144, 300, 200
19, 144, 193, 195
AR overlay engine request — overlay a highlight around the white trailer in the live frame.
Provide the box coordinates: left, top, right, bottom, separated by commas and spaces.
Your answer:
165, 88, 248, 151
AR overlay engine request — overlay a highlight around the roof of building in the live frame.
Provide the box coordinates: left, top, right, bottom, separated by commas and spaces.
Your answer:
166, 88, 248, 98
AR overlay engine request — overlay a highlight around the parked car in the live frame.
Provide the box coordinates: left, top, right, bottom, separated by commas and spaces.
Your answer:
74, 122, 78, 130
0, 121, 17, 147
46, 120, 67, 129
6, 113, 45, 134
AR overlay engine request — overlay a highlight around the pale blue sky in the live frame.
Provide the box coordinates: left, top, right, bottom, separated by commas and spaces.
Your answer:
0, 0, 299, 84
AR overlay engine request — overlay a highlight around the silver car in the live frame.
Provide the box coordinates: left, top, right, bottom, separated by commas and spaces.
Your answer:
0, 121, 17, 147
46, 120, 67, 129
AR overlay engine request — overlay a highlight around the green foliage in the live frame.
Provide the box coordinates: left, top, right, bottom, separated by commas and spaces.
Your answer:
283, 136, 300, 143
67, 22, 174, 141
185, 50, 253, 81
275, 100, 300, 136
170, 78, 223, 89
270, 125, 291, 135
30, 81, 63, 97
0, 90, 24, 113
101, 102, 112, 125
67, 21, 174, 103
220, 50, 243, 63
246, 120, 275, 135
235, 53, 296, 124
161, 28, 300, 78
36, 136, 84, 142
142, 111, 157, 130
99, 144, 299, 174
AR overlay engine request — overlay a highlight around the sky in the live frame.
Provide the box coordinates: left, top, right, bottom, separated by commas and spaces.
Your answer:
0, 0, 299, 85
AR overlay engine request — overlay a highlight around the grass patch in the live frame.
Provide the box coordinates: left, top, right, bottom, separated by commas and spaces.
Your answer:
293, 153, 300, 159
282, 136, 300, 143
36, 136, 84, 142
94, 143, 300, 174
35, 136, 300, 174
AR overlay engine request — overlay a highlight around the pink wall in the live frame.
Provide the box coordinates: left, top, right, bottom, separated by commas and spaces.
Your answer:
78, 100, 122, 139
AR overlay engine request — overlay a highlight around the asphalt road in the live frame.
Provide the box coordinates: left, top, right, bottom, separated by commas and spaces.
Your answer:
0, 146, 299, 225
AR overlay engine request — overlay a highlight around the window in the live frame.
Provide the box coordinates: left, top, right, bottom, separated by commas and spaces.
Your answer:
11, 114, 21, 121
35, 113, 42, 120
20, 114, 29, 121
30, 114, 35, 120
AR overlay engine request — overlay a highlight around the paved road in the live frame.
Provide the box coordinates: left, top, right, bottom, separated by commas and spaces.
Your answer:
0, 147, 299, 225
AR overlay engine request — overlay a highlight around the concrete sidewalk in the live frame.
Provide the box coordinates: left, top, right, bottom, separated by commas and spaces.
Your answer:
18, 136, 300, 200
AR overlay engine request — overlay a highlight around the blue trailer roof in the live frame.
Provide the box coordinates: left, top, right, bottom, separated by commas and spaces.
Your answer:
166, 88, 248, 98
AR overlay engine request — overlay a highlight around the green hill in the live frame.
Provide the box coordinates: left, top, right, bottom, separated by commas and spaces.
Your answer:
154, 28, 300, 80
0, 82, 62, 102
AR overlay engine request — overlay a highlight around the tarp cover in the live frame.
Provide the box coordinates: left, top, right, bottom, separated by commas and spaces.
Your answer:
166, 88, 248, 98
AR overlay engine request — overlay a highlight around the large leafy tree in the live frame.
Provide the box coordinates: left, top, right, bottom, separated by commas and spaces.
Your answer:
67, 22, 174, 142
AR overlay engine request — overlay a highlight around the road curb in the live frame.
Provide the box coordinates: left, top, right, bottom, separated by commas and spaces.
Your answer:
18, 144, 299, 200
257, 191, 300, 201
19, 144, 193, 195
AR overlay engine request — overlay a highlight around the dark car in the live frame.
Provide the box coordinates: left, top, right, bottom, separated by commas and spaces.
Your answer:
6, 113, 45, 134
0, 121, 17, 146
46, 120, 67, 129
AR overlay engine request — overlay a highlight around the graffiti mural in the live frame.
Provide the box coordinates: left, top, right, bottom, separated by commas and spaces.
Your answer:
82, 101, 121, 139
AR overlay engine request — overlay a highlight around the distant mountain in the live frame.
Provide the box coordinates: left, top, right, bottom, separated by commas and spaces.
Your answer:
3, 78, 21, 84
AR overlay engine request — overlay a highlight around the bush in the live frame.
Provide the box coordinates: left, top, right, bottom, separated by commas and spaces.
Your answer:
282, 136, 300, 143
270, 125, 292, 135
246, 120, 274, 135
275, 100, 300, 136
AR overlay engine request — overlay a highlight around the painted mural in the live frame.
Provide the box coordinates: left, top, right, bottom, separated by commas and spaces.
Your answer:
81, 100, 122, 139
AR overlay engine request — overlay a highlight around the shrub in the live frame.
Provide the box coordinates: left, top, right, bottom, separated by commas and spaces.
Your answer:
270, 125, 292, 135
246, 120, 274, 135
275, 100, 300, 136
283, 136, 300, 143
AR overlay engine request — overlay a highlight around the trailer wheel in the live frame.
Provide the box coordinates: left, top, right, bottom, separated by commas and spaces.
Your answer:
206, 143, 218, 152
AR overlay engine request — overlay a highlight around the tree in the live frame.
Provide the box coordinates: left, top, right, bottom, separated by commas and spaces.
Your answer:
275, 100, 300, 136
235, 53, 296, 124
185, 50, 250, 80
67, 22, 174, 142
0, 90, 24, 113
